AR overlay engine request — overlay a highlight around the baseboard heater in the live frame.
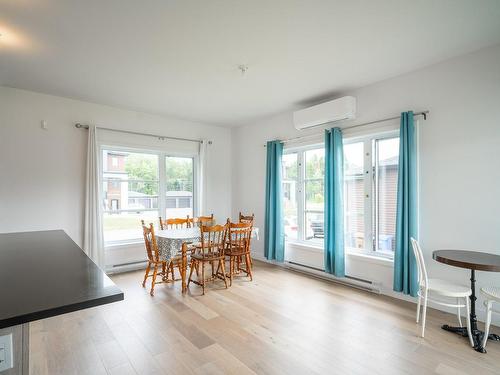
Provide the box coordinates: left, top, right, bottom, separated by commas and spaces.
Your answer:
107, 260, 147, 274
285, 261, 379, 293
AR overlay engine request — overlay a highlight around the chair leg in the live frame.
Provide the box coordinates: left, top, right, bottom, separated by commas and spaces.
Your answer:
150, 264, 158, 296
416, 292, 421, 323
220, 259, 228, 289
142, 262, 151, 287
482, 300, 493, 349
229, 257, 234, 286
187, 259, 196, 286
177, 263, 183, 281
456, 298, 463, 327
170, 262, 175, 281
201, 261, 205, 295
245, 253, 253, 281
420, 289, 428, 338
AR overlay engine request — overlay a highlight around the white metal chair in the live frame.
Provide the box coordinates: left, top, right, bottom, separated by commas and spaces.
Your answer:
480, 286, 500, 348
411, 238, 473, 344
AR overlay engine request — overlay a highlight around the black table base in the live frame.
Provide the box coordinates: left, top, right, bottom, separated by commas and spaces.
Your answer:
441, 325, 500, 353
441, 269, 499, 353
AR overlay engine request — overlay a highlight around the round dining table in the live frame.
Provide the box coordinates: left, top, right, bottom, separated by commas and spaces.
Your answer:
156, 227, 260, 293
433, 249, 500, 353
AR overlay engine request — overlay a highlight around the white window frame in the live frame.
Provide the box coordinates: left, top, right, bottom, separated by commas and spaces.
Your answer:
283, 143, 324, 246
100, 145, 198, 246
344, 130, 399, 259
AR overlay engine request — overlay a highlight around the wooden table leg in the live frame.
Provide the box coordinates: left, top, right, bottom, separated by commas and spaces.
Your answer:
181, 242, 187, 293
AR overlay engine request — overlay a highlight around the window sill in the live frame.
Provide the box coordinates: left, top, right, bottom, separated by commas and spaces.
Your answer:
285, 240, 323, 253
105, 240, 143, 250
346, 250, 394, 267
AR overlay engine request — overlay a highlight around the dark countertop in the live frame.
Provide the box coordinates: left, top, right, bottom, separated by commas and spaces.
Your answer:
0, 230, 124, 329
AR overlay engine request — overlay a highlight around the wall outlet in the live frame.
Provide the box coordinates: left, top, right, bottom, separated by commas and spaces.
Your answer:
0, 333, 13, 371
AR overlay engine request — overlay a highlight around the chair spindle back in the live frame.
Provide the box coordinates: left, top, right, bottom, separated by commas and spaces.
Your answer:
238, 212, 255, 225
228, 220, 253, 253
199, 223, 228, 257
410, 237, 428, 288
187, 214, 215, 228
142, 223, 160, 262
159, 217, 189, 230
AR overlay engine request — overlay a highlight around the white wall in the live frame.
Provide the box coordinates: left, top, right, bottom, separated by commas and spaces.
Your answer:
0, 87, 232, 250
232, 44, 500, 320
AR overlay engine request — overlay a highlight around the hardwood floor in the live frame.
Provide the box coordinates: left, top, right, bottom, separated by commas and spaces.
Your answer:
30, 261, 500, 375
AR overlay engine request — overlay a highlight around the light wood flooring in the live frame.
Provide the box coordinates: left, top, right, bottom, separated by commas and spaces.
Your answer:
30, 261, 500, 375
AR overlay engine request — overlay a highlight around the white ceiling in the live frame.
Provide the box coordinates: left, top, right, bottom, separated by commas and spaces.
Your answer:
1, 1, 500, 127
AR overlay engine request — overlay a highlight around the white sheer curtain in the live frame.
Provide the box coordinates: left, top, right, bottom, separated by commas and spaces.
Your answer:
83, 125, 104, 268
197, 140, 208, 215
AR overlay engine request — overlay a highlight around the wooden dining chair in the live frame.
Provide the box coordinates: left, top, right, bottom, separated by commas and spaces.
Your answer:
238, 212, 254, 267
142, 223, 168, 296
187, 213, 215, 252
187, 223, 228, 295
187, 214, 214, 228
159, 217, 189, 230
225, 220, 253, 286
146, 219, 194, 284
239, 212, 255, 224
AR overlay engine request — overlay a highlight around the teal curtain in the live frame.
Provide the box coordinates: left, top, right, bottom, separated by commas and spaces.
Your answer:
393, 111, 418, 296
324, 128, 345, 276
265, 140, 285, 262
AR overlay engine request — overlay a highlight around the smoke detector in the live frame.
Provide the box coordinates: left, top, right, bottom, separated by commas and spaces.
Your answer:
237, 64, 249, 75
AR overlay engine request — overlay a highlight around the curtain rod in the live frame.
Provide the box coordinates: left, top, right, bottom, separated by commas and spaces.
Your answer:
75, 123, 211, 144
264, 110, 428, 147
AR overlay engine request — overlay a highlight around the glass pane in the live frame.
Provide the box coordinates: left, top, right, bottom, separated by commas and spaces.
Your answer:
102, 150, 159, 179
305, 180, 324, 211
375, 138, 399, 252
282, 153, 298, 241
103, 210, 158, 243
282, 153, 298, 180
102, 180, 159, 211
305, 149, 324, 179
305, 212, 324, 243
344, 142, 364, 176
166, 156, 194, 218
344, 142, 365, 249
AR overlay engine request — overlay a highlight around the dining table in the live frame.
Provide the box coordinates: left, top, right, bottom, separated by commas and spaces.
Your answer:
155, 226, 259, 293
433, 249, 500, 353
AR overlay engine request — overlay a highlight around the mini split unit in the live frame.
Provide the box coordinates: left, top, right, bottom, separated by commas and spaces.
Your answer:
293, 96, 356, 130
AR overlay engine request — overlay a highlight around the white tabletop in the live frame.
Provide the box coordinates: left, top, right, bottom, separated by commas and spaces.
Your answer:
156, 227, 259, 240
156, 227, 200, 240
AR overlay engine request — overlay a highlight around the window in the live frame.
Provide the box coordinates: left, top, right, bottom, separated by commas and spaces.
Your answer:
101, 149, 196, 245
102, 151, 159, 244
281, 133, 399, 258
344, 142, 365, 249
344, 134, 399, 256
165, 156, 194, 219
282, 146, 324, 244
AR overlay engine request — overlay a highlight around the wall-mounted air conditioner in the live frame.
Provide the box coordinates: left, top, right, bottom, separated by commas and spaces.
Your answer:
293, 96, 356, 130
